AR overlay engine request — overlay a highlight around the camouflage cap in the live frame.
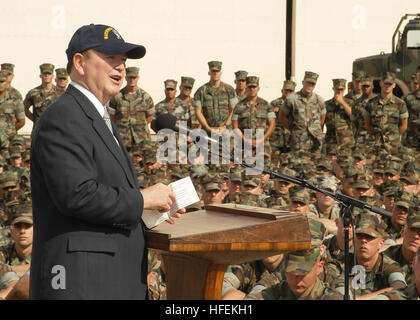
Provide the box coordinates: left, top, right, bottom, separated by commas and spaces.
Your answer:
203, 174, 222, 192
285, 246, 321, 276
164, 79, 177, 90
317, 174, 338, 192
355, 214, 384, 238
394, 191, 413, 209
229, 166, 244, 182
278, 167, 297, 179
234, 70, 248, 81
242, 174, 261, 188
382, 72, 396, 84
407, 212, 420, 229
304, 71, 319, 84
1, 63, 14, 72
40, 63, 55, 74
352, 70, 367, 81
190, 164, 209, 179
246, 76, 259, 87
352, 151, 365, 160
0, 171, 19, 188
12, 203, 33, 225
352, 173, 372, 189
126, 67, 139, 77
282, 80, 296, 91
400, 174, 419, 185
384, 160, 402, 175
316, 160, 333, 172
0, 70, 8, 82
332, 78, 346, 89
361, 75, 374, 86
181, 76, 195, 88
208, 61, 222, 71
289, 186, 310, 204
55, 68, 68, 79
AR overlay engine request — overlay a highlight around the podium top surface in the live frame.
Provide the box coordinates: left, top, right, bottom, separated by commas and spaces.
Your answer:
146, 204, 311, 260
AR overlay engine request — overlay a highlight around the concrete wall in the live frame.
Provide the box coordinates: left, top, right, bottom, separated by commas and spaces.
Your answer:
1, 0, 418, 134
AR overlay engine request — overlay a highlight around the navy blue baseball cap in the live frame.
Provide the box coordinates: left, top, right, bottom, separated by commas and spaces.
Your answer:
66, 24, 146, 61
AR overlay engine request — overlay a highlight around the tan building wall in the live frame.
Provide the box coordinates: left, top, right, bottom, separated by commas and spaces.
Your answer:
0, 0, 418, 134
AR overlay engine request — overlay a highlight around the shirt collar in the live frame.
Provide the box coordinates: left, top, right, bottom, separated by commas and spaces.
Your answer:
70, 81, 105, 118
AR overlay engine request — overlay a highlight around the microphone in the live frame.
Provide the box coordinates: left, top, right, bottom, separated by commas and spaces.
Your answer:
155, 113, 219, 144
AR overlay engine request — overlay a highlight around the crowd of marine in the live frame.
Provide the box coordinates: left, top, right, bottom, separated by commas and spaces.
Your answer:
0, 59, 419, 300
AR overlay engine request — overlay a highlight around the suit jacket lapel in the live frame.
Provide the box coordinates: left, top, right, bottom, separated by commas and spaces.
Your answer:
67, 85, 136, 188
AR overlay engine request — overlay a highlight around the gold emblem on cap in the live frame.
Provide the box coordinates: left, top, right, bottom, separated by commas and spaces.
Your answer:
104, 27, 121, 40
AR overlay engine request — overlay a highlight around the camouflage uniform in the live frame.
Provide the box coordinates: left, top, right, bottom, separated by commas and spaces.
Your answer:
1, 63, 23, 101
109, 67, 154, 148
193, 61, 238, 129
246, 245, 342, 300
332, 214, 407, 297
232, 77, 276, 148
364, 73, 409, 155
55, 68, 69, 95
325, 79, 355, 153
23, 64, 59, 126
155, 80, 190, 122
280, 72, 326, 158
0, 70, 25, 139
222, 257, 286, 296
269, 81, 296, 164
352, 76, 377, 147
234, 70, 248, 102
403, 88, 420, 149
177, 76, 199, 128
343, 70, 366, 105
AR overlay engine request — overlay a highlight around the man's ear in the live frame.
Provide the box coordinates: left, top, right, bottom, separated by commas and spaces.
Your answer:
378, 238, 385, 251
73, 53, 86, 76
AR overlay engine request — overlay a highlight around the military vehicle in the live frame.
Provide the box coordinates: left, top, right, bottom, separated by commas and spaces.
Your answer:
353, 14, 420, 97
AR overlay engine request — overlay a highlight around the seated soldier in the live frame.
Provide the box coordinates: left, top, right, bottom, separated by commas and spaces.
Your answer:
266, 168, 297, 210
377, 247, 420, 300
0, 203, 32, 276
382, 185, 397, 212
222, 253, 286, 300
288, 186, 311, 215
202, 174, 225, 206
332, 213, 407, 300
246, 241, 343, 300
308, 175, 341, 233
384, 191, 412, 243
352, 152, 367, 171
230, 174, 267, 207
227, 166, 243, 202
352, 173, 382, 215
384, 212, 420, 285
383, 158, 402, 184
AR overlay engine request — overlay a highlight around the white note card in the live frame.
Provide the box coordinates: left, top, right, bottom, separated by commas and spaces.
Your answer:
141, 177, 200, 229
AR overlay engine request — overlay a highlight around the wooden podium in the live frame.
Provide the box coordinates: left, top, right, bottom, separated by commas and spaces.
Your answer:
145, 204, 311, 300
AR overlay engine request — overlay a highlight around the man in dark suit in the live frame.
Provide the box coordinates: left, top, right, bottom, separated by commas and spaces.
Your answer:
30, 24, 180, 299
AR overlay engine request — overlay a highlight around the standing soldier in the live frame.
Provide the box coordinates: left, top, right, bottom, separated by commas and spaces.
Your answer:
0, 70, 25, 139
352, 75, 377, 148
269, 80, 296, 166
23, 63, 59, 131
403, 73, 420, 151
278, 71, 326, 160
151, 79, 189, 163
0, 63, 22, 101
109, 66, 154, 151
177, 76, 198, 129
325, 78, 354, 154
344, 70, 366, 105
408, 72, 420, 93
194, 61, 238, 135
234, 70, 248, 102
54, 68, 69, 95
232, 76, 276, 151
364, 72, 409, 155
